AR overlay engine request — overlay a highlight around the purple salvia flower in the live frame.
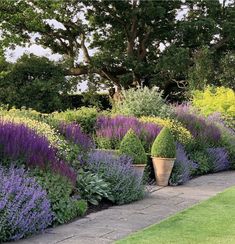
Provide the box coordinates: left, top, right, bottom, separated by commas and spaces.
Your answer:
58, 122, 94, 151
96, 115, 161, 150
174, 105, 221, 145
0, 121, 76, 184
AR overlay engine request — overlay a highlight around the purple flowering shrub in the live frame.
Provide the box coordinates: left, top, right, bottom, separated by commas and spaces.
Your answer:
207, 148, 230, 172
0, 166, 53, 242
169, 144, 198, 186
95, 115, 161, 151
0, 121, 76, 184
58, 122, 94, 151
83, 150, 145, 204
174, 105, 221, 147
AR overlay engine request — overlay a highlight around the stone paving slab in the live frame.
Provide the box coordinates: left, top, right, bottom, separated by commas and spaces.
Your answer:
13, 171, 235, 244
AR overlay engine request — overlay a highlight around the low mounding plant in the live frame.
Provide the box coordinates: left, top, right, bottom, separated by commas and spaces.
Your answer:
151, 127, 176, 158
34, 170, 87, 225
119, 129, 147, 164
76, 169, 113, 205
83, 151, 145, 205
115, 86, 172, 118
190, 150, 213, 175
0, 166, 53, 242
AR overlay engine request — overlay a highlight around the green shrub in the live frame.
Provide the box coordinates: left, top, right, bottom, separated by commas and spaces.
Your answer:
33, 170, 87, 225
220, 130, 235, 168
119, 129, 147, 164
51, 107, 98, 134
115, 87, 172, 118
151, 127, 176, 158
95, 136, 119, 150
190, 151, 213, 175
76, 169, 113, 205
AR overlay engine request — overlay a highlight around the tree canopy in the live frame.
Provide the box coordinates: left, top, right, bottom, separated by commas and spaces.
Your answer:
0, 54, 75, 112
0, 0, 234, 99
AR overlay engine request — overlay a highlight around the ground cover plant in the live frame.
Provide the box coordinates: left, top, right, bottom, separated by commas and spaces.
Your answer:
34, 170, 87, 225
117, 187, 235, 244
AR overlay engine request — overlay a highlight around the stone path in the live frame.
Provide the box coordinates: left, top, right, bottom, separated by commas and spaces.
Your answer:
15, 171, 235, 244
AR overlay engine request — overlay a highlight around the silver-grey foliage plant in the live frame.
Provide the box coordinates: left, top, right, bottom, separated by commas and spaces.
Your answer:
115, 86, 172, 118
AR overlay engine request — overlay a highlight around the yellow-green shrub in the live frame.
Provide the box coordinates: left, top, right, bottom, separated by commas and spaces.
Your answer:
192, 86, 235, 118
140, 116, 192, 145
51, 107, 98, 133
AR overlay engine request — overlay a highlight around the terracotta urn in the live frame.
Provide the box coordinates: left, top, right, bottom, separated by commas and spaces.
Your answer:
133, 164, 146, 176
152, 157, 175, 186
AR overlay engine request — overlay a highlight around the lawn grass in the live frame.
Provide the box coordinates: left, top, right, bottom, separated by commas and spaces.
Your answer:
117, 187, 235, 244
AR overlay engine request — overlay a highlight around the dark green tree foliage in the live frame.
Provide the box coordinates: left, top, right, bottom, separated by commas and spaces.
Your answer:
119, 129, 147, 164
151, 127, 176, 158
188, 47, 214, 90
0, 48, 10, 79
218, 51, 235, 90
0, 0, 234, 100
0, 54, 75, 112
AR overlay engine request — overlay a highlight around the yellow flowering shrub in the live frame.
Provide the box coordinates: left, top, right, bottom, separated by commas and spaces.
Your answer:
192, 86, 235, 118
140, 116, 192, 144
3, 107, 45, 120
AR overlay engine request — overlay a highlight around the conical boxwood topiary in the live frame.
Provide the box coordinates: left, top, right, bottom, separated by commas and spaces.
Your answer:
151, 127, 176, 158
119, 129, 147, 164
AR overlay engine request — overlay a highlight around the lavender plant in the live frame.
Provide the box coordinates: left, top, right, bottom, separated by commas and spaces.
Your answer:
0, 121, 76, 184
83, 150, 146, 204
96, 115, 161, 151
169, 144, 198, 186
207, 147, 230, 172
0, 166, 53, 242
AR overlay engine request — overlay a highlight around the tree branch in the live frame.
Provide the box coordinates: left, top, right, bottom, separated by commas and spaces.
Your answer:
80, 33, 91, 63
68, 66, 89, 76
127, 1, 138, 56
